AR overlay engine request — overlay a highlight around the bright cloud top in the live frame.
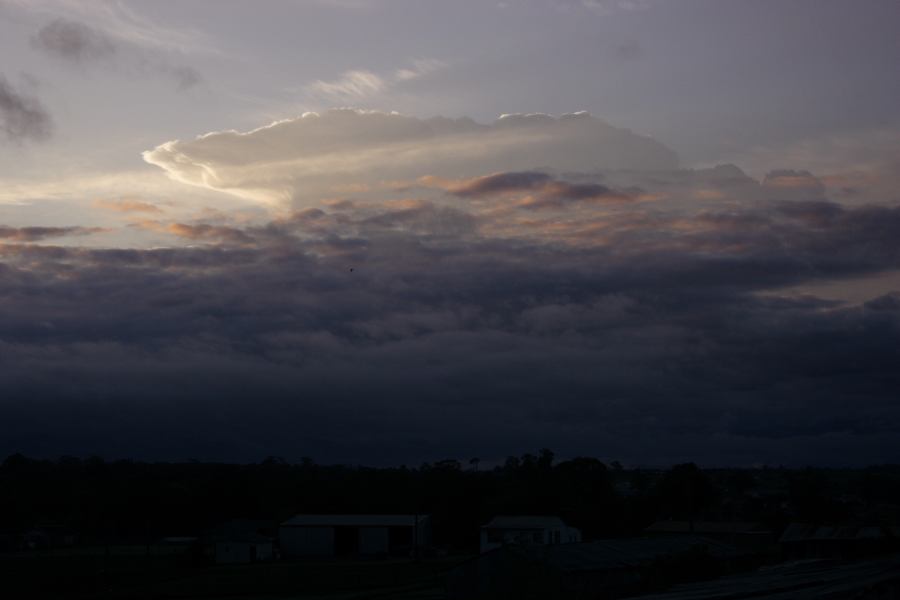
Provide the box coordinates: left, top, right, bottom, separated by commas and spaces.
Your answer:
142, 109, 678, 205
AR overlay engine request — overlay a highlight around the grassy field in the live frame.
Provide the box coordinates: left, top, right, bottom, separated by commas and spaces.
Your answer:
0, 549, 468, 599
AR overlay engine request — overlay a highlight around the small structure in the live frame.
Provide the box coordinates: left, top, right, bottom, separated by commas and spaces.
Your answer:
480, 516, 581, 554
279, 514, 430, 558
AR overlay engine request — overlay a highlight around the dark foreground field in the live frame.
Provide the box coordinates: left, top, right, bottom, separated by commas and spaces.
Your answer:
0, 549, 463, 600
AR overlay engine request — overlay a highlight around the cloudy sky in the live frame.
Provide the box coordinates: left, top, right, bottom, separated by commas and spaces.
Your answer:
1, 0, 899, 466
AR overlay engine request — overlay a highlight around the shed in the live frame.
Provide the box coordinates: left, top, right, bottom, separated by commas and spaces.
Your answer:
279, 514, 430, 558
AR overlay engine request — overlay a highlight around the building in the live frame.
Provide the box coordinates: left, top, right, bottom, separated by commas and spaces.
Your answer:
279, 514, 430, 558
480, 516, 581, 554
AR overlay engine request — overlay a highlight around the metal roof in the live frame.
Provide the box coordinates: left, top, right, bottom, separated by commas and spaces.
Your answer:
280, 514, 427, 527
482, 516, 569, 530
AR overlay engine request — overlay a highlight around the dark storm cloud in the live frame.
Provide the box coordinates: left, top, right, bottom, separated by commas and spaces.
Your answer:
0, 75, 53, 142
31, 18, 202, 90
441, 171, 632, 210
451, 171, 553, 197
3, 176, 900, 465
0, 225, 101, 241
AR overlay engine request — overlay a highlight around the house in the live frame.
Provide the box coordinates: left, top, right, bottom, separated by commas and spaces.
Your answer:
644, 521, 775, 553
204, 519, 276, 564
210, 532, 274, 564
279, 514, 430, 558
449, 535, 750, 600
480, 516, 581, 554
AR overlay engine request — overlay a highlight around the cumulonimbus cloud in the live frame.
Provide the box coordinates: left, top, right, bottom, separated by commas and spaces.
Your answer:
7, 106, 900, 465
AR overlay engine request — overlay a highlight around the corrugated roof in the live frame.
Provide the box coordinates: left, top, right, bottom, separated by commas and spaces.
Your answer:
280, 514, 427, 527
482, 516, 568, 530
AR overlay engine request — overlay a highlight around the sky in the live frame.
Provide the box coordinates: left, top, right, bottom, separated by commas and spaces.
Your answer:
1, 0, 899, 466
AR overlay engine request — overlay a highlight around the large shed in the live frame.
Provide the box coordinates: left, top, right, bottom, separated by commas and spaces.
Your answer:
279, 514, 430, 558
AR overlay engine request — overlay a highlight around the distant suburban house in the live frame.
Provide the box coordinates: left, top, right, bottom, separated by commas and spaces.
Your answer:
644, 520, 775, 553
480, 516, 581, 554
204, 519, 276, 564
23, 525, 77, 550
279, 514, 430, 558
778, 523, 897, 561
450, 535, 751, 600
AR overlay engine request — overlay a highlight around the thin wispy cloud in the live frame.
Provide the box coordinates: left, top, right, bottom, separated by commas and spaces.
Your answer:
306, 70, 387, 101
394, 59, 447, 82
305, 59, 447, 102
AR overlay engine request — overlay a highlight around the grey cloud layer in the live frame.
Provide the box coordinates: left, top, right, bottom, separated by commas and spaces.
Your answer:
2, 157, 900, 464
3, 108, 899, 464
